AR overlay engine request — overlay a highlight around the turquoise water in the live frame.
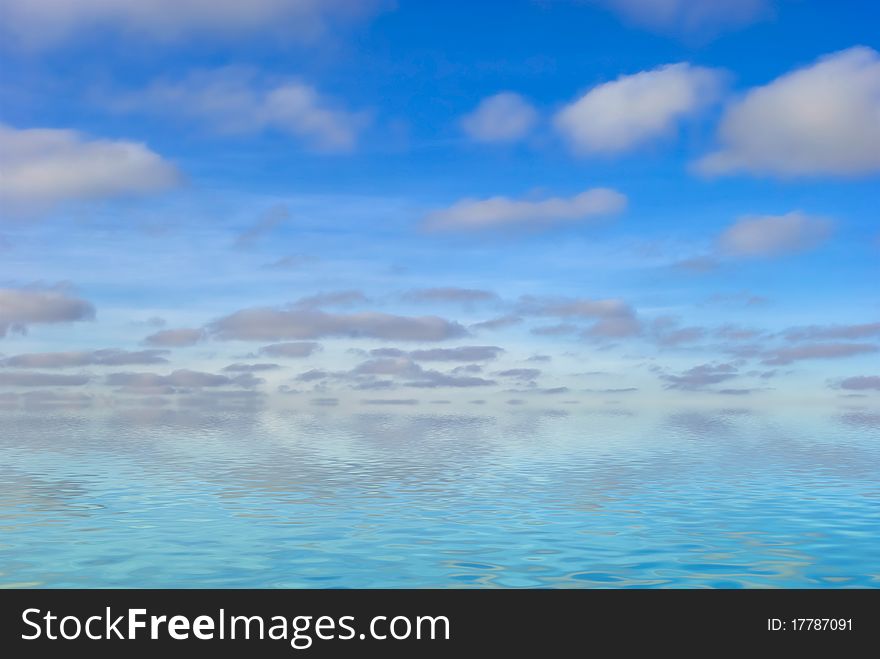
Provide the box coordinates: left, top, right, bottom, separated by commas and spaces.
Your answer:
1, 408, 878, 588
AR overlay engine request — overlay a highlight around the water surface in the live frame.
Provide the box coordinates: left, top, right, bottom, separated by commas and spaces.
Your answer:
1, 408, 878, 588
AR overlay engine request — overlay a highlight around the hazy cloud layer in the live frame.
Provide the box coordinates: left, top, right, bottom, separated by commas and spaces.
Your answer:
0, 0, 384, 48
461, 92, 538, 143
554, 63, 722, 154
698, 47, 880, 176
596, 0, 768, 36
110, 68, 368, 152
234, 204, 290, 249
423, 188, 626, 232
718, 212, 833, 258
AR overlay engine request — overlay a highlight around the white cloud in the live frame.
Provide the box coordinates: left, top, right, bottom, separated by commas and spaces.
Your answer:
460, 93, 538, 143
697, 47, 880, 176
423, 188, 626, 231
719, 212, 833, 258
554, 63, 723, 154
109, 68, 367, 152
596, 0, 768, 35
0, 124, 180, 213
0, 0, 383, 48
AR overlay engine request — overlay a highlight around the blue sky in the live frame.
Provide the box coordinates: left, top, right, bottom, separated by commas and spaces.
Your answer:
0, 0, 878, 414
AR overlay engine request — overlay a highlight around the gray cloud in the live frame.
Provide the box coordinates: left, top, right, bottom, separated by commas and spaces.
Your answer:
496, 368, 541, 380
361, 399, 419, 406
405, 371, 496, 388
0, 348, 168, 368
520, 296, 641, 338
0, 286, 95, 337
370, 346, 504, 362
837, 376, 880, 391
209, 307, 466, 342
222, 363, 281, 372
403, 287, 499, 304
143, 328, 206, 347
530, 323, 578, 336
0, 372, 90, 387
294, 290, 368, 309
762, 343, 878, 366
783, 322, 880, 342
258, 342, 322, 358
651, 317, 707, 346
470, 314, 523, 331
106, 369, 254, 389
662, 362, 738, 390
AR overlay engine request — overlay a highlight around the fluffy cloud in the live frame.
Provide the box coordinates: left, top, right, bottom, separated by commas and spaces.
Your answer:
143, 328, 206, 348
0, 125, 180, 213
0, 349, 168, 368
554, 63, 722, 154
697, 47, 880, 176
110, 68, 367, 152
0, 286, 95, 337
0, 0, 383, 48
423, 188, 626, 232
209, 307, 466, 342
596, 0, 768, 35
837, 376, 880, 391
762, 343, 878, 366
718, 212, 833, 258
460, 93, 538, 143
